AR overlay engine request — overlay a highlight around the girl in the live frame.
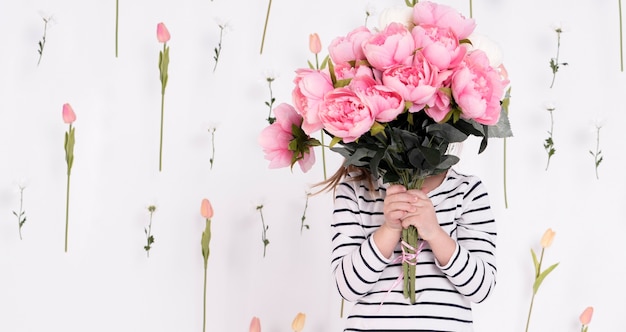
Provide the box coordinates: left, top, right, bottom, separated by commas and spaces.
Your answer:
320, 165, 496, 331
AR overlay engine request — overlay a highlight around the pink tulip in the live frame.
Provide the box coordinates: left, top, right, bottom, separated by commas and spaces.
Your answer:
156, 22, 170, 43
309, 33, 322, 54
62, 103, 76, 124
200, 199, 213, 219
580, 306, 594, 326
249, 316, 261, 332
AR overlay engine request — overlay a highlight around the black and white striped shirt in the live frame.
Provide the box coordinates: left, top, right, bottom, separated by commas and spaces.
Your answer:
331, 168, 497, 332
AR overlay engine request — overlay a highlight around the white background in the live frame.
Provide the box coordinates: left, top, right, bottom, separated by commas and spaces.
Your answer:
1, 0, 625, 331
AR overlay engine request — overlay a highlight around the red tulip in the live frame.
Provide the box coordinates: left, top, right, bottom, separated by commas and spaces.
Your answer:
200, 199, 213, 219
62, 103, 76, 124
156, 22, 170, 43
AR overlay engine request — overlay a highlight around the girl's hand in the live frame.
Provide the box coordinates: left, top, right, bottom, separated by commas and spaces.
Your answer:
401, 189, 443, 241
382, 185, 419, 232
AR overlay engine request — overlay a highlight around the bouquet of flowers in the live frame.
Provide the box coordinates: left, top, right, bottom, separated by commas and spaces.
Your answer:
259, 1, 511, 303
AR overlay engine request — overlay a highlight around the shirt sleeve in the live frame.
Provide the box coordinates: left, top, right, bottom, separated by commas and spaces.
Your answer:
436, 178, 497, 303
330, 180, 390, 302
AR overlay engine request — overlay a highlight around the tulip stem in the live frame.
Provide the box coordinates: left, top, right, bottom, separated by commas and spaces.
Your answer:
159, 91, 165, 172
203, 265, 207, 332
115, 0, 119, 58
321, 132, 327, 180
64, 172, 71, 252
620, 0, 624, 71
503, 137, 508, 208
260, 0, 272, 54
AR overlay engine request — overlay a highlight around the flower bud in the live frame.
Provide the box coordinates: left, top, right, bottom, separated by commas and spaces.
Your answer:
62, 103, 76, 124
540, 228, 555, 248
309, 33, 321, 54
200, 198, 213, 219
291, 312, 306, 332
156, 22, 170, 43
579, 306, 594, 325
249, 316, 261, 332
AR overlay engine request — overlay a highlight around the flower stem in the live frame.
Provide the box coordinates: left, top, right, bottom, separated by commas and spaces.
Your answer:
469, 0, 473, 18
525, 249, 545, 332
619, 0, 624, 71
503, 137, 509, 208
203, 265, 207, 332
115, 0, 119, 58
260, 0, 273, 54
65, 172, 71, 252
550, 30, 562, 89
37, 18, 49, 66
159, 91, 165, 172
321, 132, 327, 180
524, 292, 536, 332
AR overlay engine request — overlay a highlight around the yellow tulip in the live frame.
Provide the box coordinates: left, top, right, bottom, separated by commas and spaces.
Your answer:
540, 228, 555, 248
291, 312, 306, 332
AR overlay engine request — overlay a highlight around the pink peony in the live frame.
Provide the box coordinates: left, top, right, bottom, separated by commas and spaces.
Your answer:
319, 88, 374, 143
362, 22, 415, 71
412, 1, 476, 40
62, 103, 76, 124
381, 52, 440, 112
412, 24, 467, 70
156, 22, 170, 43
328, 26, 372, 64
258, 103, 315, 172
333, 62, 374, 81
349, 76, 404, 123
451, 50, 506, 125
291, 69, 334, 135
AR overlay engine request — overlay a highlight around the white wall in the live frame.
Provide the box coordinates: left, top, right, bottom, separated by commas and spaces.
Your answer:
1, 0, 624, 331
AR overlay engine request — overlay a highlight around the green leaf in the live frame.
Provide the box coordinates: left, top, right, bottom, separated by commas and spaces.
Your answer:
532, 262, 559, 294
531, 249, 539, 277
320, 55, 329, 70
307, 60, 314, 69
201, 219, 212, 263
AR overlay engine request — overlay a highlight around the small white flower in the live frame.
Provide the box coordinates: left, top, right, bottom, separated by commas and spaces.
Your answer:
214, 17, 233, 33
378, 5, 414, 30
543, 101, 557, 111
550, 21, 568, 33
365, 3, 377, 18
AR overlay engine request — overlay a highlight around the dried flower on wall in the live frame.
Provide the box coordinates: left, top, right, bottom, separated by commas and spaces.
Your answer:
13, 185, 27, 240
549, 24, 568, 88
37, 13, 54, 66
543, 103, 556, 170
589, 119, 604, 179
264, 73, 277, 124
524, 228, 559, 332
255, 204, 270, 258
208, 126, 217, 170
300, 192, 310, 234
62, 103, 77, 252
143, 205, 157, 257
200, 198, 213, 332
156, 22, 171, 172
213, 19, 231, 72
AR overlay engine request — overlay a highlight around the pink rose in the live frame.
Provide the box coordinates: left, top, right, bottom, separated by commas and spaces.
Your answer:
381, 53, 440, 112
320, 88, 374, 143
451, 50, 506, 125
328, 26, 372, 64
349, 76, 404, 123
412, 25, 467, 70
412, 1, 476, 40
362, 22, 415, 71
291, 69, 334, 135
258, 103, 315, 172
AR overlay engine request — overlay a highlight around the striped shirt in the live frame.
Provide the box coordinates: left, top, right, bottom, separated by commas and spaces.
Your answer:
331, 168, 497, 332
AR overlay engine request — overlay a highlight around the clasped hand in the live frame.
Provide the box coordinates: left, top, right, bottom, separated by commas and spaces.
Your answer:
382, 184, 442, 242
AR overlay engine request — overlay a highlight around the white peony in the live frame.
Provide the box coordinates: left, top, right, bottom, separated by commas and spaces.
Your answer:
467, 33, 504, 67
378, 6, 414, 30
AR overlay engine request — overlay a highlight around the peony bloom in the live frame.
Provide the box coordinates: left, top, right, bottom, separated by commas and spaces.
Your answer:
156, 22, 170, 43
412, 24, 467, 70
579, 306, 594, 326
291, 312, 306, 332
328, 26, 372, 64
378, 5, 414, 29
540, 228, 556, 248
291, 69, 334, 135
362, 22, 415, 71
349, 75, 404, 123
200, 199, 213, 219
319, 88, 374, 143
451, 50, 505, 125
62, 103, 76, 124
258, 103, 315, 172
412, 1, 476, 40
249, 316, 261, 332
309, 33, 322, 54
381, 53, 440, 113
467, 33, 504, 68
